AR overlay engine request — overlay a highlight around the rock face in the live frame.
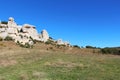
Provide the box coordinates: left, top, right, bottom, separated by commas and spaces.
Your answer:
0, 17, 49, 45
57, 39, 70, 46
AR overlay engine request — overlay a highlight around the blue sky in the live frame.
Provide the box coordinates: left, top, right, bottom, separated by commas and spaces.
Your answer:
0, 0, 120, 47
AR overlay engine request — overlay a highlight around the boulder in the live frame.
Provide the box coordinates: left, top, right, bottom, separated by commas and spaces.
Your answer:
57, 39, 64, 45
22, 24, 40, 40
41, 29, 49, 42
8, 17, 17, 28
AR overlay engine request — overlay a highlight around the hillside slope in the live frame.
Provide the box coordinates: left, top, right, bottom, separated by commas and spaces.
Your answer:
0, 41, 120, 80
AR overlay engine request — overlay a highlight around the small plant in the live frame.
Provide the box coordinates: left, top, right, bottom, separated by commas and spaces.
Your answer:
24, 43, 31, 48
19, 34, 23, 39
29, 36, 37, 44
0, 26, 4, 28
16, 41, 20, 45
0, 37, 3, 41
49, 36, 54, 40
4, 36, 13, 41
45, 39, 54, 45
1, 21, 8, 24
19, 43, 30, 48
49, 47, 53, 49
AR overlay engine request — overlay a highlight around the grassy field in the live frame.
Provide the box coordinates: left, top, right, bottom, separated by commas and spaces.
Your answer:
0, 42, 120, 80
0, 49, 120, 80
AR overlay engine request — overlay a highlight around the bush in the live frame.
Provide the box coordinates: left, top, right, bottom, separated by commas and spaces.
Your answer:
4, 36, 13, 41
56, 44, 66, 48
73, 45, 80, 48
0, 37, 3, 41
101, 48, 120, 55
45, 39, 54, 45
16, 41, 33, 48
49, 37, 53, 40
29, 36, 38, 44
86, 45, 96, 49
1, 21, 8, 24
24, 43, 31, 48
20, 43, 33, 48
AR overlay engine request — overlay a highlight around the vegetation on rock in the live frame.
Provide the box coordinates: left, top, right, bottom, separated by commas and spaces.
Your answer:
4, 36, 13, 41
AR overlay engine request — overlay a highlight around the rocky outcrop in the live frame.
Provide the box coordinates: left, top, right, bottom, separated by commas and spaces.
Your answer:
0, 17, 70, 46
21, 24, 40, 40
57, 39, 70, 46
8, 17, 17, 28
0, 17, 50, 45
41, 29, 49, 42
57, 39, 64, 45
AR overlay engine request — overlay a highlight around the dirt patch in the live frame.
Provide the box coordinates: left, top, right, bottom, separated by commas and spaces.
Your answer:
0, 59, 17, 67
44, 61, 86, 69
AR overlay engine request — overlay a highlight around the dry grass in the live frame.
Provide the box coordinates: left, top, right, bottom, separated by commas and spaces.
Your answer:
32, 71, 47, 79
0, 41, 119, 80
0, 59, 17, 67
19, 73, 29, 80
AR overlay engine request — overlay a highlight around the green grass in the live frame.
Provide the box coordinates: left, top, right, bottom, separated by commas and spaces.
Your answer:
0, 49, 120, 80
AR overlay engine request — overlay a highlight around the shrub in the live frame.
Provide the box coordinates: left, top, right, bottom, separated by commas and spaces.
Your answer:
4, 36, 13, 41
0, 37, 3, 41
16, 41, 33, 48
19, 34, 23, 39
24, 43, 31, 48
1, 21, 8, 24
55, 44, 66, 49
73, 45, 80, 48
49, 47, 53, 49
101, 48, 120, 55
86, 45, 96, 49
45, 39, 54, 45
29, 36, 37, 44
19, 43, 31, 48
49, 37, 53, 40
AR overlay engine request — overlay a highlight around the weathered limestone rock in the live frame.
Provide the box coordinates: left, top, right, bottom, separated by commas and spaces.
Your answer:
64, 41, 70, 47
7, 28, 18, 34
0, 24, 7, 28
0, 28, 6, 32
8, 17, 17, 28
15, 33, 30, 44
0, 17, 70, 46
57, 39, 70, 46
22, 24, 40, 40
0, 32, 8, 39
41, 29, 49, 42
6, 17, 19, 39
0, 22, 8, 39
57, 39, 64, 45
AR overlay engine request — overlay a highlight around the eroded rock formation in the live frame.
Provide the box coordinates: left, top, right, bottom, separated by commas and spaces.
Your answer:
0, 17, 70, 46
